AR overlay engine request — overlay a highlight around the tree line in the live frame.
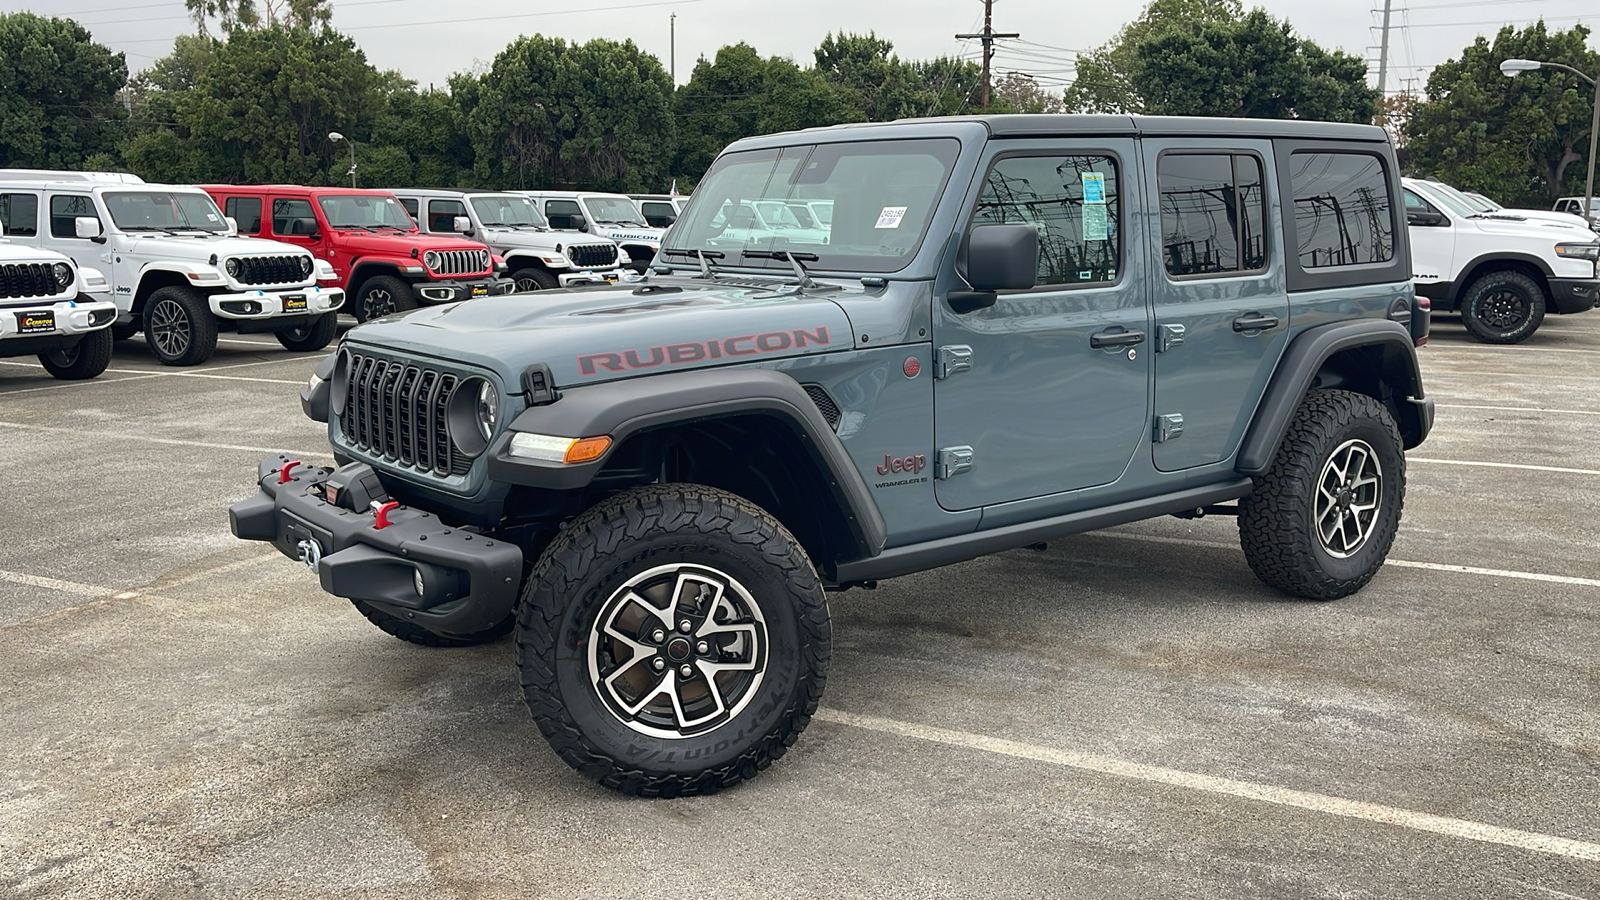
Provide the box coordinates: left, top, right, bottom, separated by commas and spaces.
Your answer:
3, 1, 1590, 206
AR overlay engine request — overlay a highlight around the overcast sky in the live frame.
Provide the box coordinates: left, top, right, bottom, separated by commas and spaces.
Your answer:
18, 0, 1600, 96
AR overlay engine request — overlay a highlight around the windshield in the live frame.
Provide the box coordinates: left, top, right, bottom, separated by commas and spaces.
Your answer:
472, 195, 547, 228
1416, 184, 1481, 219
317, 194, 415, 230
665, 138, 961, 274
752, 201, 808, 229
582, 196, 648, 226
104, 191, 229, 233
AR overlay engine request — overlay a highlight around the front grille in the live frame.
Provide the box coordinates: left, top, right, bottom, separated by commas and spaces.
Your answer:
428, 249, 490, 276
234, 255, 307, 286
568, 244, 619, 268
0, 263, 61, 299
803, 384, 841, 431
340, 351, 471, 477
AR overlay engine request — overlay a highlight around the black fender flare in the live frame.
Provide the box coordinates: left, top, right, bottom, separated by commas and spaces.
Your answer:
1448, 252, 1554, 304
1236, 319, 1431, 476
485, 367, 888, 561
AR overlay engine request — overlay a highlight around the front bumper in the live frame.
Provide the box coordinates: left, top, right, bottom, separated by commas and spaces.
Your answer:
0, 296, 118, 344
1548, 277, 1600, 314
229, 456, 523, 637
557, 268, 632, 287
210, 285, 345, 320
414, 278, 515, 304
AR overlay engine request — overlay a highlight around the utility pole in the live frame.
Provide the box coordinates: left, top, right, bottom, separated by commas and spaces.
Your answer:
670, 13, 676, 85
1376, 0, 1394, 94
956, 0, 1019, 110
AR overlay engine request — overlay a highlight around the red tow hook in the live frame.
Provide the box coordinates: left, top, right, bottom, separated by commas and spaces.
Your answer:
373, 501, 401, 530
278, 460, 303, 484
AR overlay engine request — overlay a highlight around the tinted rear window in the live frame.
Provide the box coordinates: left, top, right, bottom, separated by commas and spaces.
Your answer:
1289, 152, 1394, 269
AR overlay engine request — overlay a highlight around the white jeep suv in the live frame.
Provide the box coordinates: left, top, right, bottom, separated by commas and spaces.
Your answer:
392, 189, 628, 291
520, 190, 664, 272
1404, 177, 1600, 343
0, 219, 118, 379
0, 170, 344, 366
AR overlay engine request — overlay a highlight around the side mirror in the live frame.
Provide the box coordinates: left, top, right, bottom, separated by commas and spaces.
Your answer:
949, 225, 1038, 314
1407, 209, 1447, 228
225, 216, 239, 235
452, 215, 472, 235
577, 220, 590, 232
75, 216, 104, 240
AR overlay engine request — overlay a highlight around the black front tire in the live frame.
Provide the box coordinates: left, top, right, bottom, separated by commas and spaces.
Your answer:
350, 599, 512, 647
110, 319, 140, 341
354, 275, 418, 323
509, 266, 560, 292
1239, 390, 1406, 600
275, 313, 337, 351
517, 484, 830, 797
1460, 270, 1546, 344
38, 328, 113, 380
143, 285, 218, 366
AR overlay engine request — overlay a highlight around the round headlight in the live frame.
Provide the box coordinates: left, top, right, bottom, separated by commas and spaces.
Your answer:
299, 255, 314, 275
480, 249, 490, 269
476, 380, 498, 441
51, 262, 73, 289
224, 258, 240, 278
424, 250, 441, 270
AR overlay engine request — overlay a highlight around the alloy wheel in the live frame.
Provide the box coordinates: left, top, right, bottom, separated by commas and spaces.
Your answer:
1314, 438, 1383, 558
148, 298, 191, 359
362, 288, 395, 320
1479, 288, 1528, 331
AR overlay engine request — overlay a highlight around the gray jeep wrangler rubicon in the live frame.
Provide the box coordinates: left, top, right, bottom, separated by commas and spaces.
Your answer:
232, 115, 1433, 796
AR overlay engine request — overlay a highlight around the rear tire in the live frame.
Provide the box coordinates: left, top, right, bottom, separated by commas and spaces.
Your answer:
509, 266, 560, 292
38, 328, 113, 380
517, 484, 830, 797
275, 313, 337, 352
350, 599, 512, 647
1239, 390, 1405, 600
1460, 270, 1546, 344
354, 275, 417, 323
143, 286, 218, 366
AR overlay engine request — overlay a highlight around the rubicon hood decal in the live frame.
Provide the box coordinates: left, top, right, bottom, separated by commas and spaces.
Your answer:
578, 327, 832, 375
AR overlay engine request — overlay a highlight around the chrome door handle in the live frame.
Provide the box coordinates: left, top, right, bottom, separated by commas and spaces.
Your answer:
1090, 328, 1147, 349
1232, 313, 1280, 333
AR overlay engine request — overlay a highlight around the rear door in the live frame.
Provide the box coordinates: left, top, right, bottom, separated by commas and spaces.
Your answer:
1144, 140, 1288, 472
1402, 188, 1456, 290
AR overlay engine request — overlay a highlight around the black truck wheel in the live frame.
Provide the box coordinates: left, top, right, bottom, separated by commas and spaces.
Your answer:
38, 328, 113, 380
1239, 390, 1405, 600
275, 313, 337, 351
143, 285, 218, 366
350, 599, 512, 647
516, 484, 830, 797
509, 266, 560, 292
1460, 270, 1546, 344
355, 275, 417, 323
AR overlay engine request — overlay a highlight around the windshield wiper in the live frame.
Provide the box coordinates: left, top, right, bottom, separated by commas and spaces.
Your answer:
118, 225, 169, 232
741, 250, 820, 288
662, 247, 726, 278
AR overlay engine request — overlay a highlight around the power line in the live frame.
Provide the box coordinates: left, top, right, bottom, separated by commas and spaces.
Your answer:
955, 0, 1019, 110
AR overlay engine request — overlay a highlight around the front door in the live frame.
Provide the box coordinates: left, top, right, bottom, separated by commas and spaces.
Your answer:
1145, 141, 1289, 472
932, 141, 1152, 511
269, 196, 335, 277
41, 192, 121, 292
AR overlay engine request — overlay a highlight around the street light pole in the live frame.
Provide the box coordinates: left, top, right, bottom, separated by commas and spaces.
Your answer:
328, 131, 357, 188
1501, 58, 1599, 231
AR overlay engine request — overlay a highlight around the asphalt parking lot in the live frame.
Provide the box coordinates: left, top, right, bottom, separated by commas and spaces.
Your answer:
2, 313, 1598, 899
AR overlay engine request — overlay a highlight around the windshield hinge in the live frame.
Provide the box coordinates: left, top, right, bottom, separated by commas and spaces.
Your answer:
522, 364, 560, 406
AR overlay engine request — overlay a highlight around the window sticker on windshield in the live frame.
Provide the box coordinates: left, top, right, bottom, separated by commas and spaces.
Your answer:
206, 213, 219, 221
1082, 172, 1106, 205
875, 206, 907, 229
1082, 203, 1109, 241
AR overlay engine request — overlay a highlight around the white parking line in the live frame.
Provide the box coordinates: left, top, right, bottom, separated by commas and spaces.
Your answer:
1, 552, 290, 630
0, 419, 329, 459
1091, 531, 1600, 589
1410, 458, 1600, 477
0, 569, 114, 598
1443, 404, 1600, 417
815, 709, 1600, 862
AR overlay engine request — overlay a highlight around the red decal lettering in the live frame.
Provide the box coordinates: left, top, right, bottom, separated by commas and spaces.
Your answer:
667, 343, 706, 364
913, 454, 926, 474
578, 352, 625, 375
707, 341, 722, 359
793, 326, 829, 348
724, 335, 757, 356
624, 347, 665, 369
756, 331, 791, 352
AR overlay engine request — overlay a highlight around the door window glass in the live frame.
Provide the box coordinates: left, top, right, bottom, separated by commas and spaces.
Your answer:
1158, 153, 1268, 277
399, 198, 419, 218
0, 193, 39, 237
972, 154, 1120, 286
272, 198, 317, 236
427, 199, 468, 233
224, 197, 262, 234
1290, 152, 1395, 269
49, 195, 98, 239
545, 199, 584, 229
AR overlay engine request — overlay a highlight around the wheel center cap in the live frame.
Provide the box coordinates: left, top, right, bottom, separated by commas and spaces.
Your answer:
666, 637, 692, 662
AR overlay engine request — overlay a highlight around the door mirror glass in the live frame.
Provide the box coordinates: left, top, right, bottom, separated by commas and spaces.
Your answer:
452, 215, 472, 234
967, 224, 1039, 292
74, 216, 103, 239
1407, 209, 1447, 228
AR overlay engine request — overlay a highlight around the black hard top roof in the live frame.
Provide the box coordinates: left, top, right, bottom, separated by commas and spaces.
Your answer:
735, 114, 1389, 148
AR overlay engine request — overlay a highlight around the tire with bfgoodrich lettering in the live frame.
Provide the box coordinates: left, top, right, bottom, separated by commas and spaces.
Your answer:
515, 483, 830, 797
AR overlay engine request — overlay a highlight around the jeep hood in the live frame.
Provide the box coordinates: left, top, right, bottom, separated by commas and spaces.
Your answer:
126, 234, 308, 262
330, 230, 488, 257
343, 279, 856, 387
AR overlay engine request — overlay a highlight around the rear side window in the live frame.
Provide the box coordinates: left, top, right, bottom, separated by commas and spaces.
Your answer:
427, 199, 467, 233
1290, 152, 1394, 269
224, 196, 262, 234
0, 193, 39, 237
1157, 153, 1267, 277
272, 198, 317, 236
972, 154, 1120, 287
49, 195, 98, 239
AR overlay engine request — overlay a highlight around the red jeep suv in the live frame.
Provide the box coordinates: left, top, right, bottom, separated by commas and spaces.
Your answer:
203, 186, 512, 322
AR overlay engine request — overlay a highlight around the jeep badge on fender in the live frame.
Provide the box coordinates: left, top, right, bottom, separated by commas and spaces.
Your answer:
233, 114, 1432, 797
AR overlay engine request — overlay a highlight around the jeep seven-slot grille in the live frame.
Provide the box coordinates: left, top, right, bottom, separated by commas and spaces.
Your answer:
341, 352, 471, 476
429, 249, 490, 276
0, 263, 60, 299
567, 244, 618, 268
234, 255, 307, 286
803, 384, 841, 431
